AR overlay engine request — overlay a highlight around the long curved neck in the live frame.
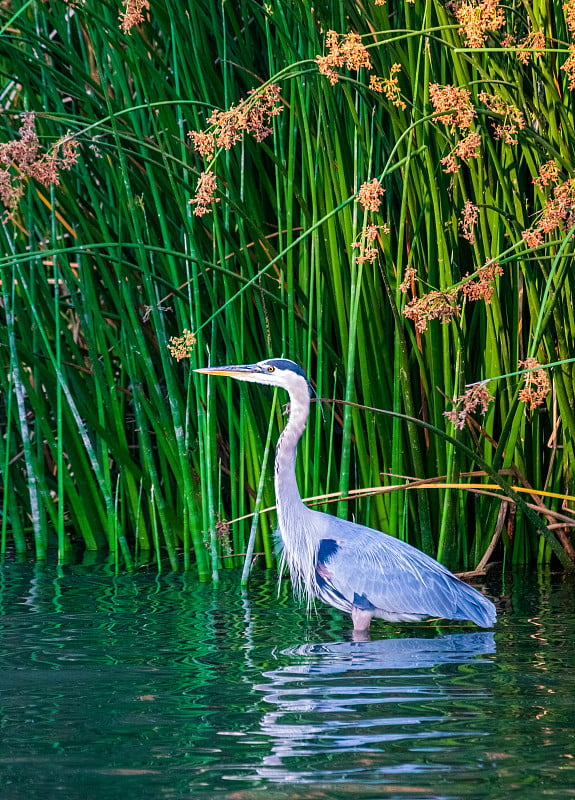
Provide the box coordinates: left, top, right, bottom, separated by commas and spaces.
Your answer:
274, 384, 310, 533
273, 378, 320, 605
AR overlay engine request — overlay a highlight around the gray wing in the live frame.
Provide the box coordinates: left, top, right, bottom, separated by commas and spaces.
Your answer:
314, 519, 496, 627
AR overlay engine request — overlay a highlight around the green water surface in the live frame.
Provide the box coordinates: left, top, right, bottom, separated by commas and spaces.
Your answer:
0, 564, 573, 799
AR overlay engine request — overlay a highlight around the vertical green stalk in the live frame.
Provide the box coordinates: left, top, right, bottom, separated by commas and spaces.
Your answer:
51, 186, 66, 561
1, 264, 46, 558
204, 372, 219, 582
0, 375, 24, 555
337, 108, 362, 519
241, 389, 278, 584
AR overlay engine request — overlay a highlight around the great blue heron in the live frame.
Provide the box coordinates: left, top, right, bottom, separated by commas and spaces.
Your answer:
196, 358, 496, 632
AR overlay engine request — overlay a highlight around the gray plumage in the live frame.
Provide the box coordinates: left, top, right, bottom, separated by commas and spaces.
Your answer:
196, 358, 496, 632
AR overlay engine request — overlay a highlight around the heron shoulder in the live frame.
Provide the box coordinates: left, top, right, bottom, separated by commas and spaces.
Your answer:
308, 510, 401, 551
309, 511, 453, 581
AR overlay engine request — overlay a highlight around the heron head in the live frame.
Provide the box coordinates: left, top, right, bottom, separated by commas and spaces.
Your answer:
195, 358, 310, 394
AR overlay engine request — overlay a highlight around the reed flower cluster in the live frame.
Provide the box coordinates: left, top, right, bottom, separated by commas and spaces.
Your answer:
444, 383, 494, 430
352, 178, 389, 264
403, 288, 460, 332
455, 129, 482, 161
460, 200, 479, 244
561, 0, 575, 88
522, 164, 575, 248
478, 92, 525, 145
399, 265, 417, 294
518, 358, 551, 411
316, 30, 372, 84
119, 0, 149, 34
382, 63, 406, 110
562, 48, 575, 90
215, 516, 233, 557
351, 178, 388, 265
352, 223, 385, 264
429, 84, 475, 131
0, 112, 79, 219
402, 260, 503, 332
168, 329, 197, 360
190, 84, 282, 161
429, 84, 481, 172
357, 178, 384, 212
190, 170, 220, 217
189, 84, 282, 216
534, 161, 561, 189
516, 30, 545, 65
454, 0, 505, 48
441, 135, 481, 173
461, 261, 503, 302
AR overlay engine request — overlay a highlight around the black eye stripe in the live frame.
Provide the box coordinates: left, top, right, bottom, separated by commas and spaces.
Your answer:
264, 359, 308, 381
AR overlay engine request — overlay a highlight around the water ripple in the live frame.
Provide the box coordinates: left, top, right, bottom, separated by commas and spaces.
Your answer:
0, 565, 574, 799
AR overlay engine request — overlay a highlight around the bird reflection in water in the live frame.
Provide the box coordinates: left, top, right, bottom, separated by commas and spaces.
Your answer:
251, 632, 496, 782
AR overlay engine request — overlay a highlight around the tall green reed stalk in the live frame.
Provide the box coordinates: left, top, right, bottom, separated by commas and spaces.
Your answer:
0, 0, 573, 573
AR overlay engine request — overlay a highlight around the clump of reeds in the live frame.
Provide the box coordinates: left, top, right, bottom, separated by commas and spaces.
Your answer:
0, 0, 574, 575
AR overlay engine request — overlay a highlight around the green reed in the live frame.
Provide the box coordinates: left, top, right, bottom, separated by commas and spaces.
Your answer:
0, 0, 573, 573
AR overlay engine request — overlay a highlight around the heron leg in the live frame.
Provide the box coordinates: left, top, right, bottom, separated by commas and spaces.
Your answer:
351, 605, 373, 631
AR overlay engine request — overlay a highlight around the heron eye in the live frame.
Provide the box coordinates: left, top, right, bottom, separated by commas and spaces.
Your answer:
267, 365, 275, 373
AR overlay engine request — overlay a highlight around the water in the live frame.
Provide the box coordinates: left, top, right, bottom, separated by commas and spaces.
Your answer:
0, 563, 574, 800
